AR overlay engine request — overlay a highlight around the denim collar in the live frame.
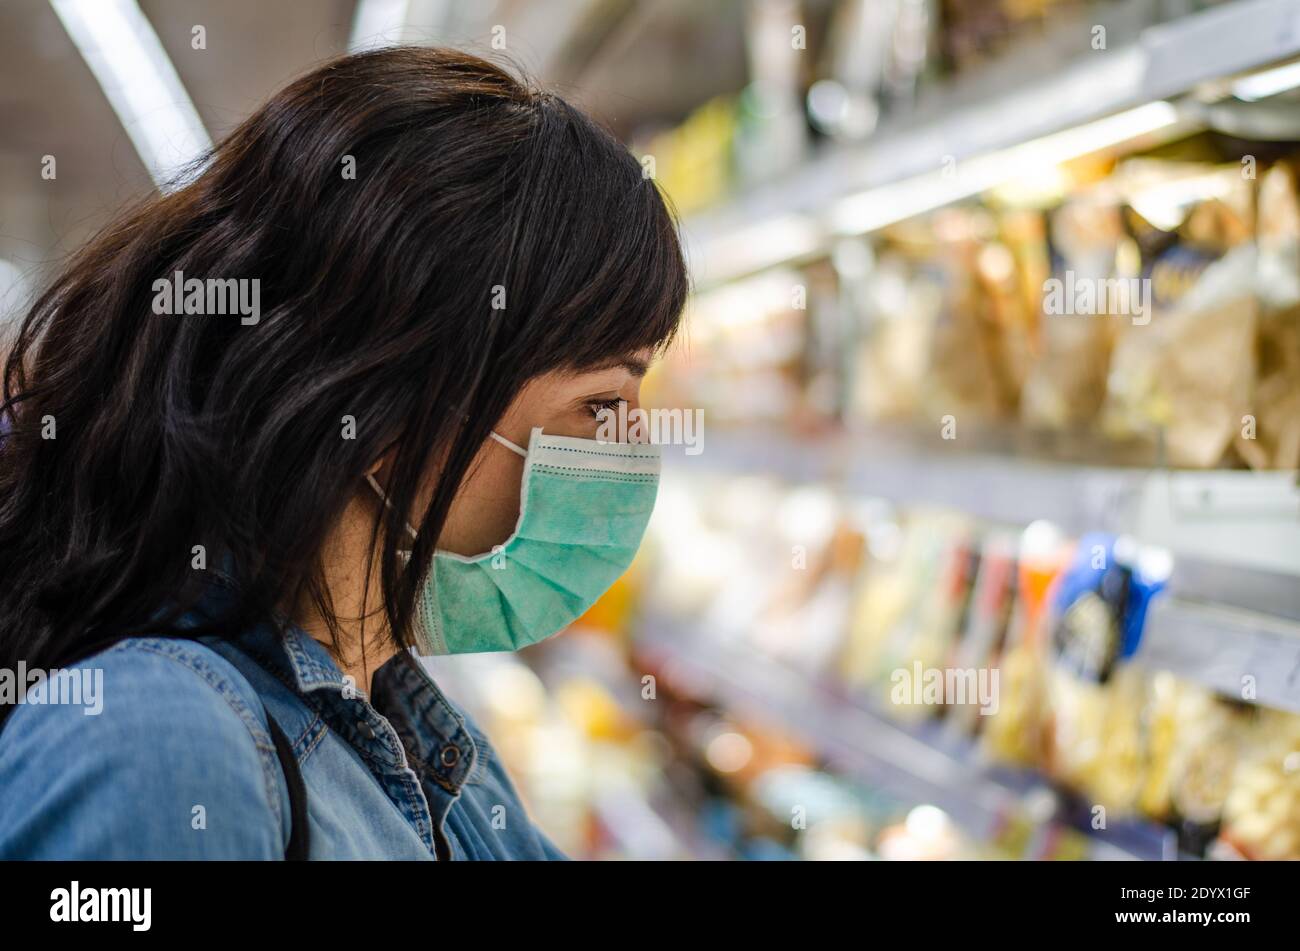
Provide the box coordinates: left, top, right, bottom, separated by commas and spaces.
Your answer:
236, 615, 485, 790
371, 658, 486, 790
273, 621, 353, 694
195, 573, 368, 692
191, 576, 485, 789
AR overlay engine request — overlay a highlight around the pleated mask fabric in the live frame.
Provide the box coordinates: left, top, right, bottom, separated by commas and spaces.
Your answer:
369, 426, 660, 655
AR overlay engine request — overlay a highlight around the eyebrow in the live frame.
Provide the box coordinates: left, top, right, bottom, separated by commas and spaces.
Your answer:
592, 355, 651, 378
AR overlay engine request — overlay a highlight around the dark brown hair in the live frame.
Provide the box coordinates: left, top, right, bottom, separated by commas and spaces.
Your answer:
0, 46, 688, 687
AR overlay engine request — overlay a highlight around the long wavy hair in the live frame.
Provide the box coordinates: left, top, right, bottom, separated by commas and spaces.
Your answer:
0, 46, 688, 701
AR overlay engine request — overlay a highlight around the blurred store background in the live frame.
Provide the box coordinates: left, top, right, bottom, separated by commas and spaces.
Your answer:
4, 0, 1300, 860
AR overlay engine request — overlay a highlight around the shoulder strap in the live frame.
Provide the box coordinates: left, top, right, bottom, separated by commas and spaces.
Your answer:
261, 701, 310, 861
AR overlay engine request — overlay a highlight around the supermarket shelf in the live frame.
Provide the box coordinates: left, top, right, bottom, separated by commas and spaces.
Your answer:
674, 426, 1145, 536
636, 616, 1179, 860
671, 428, 1300, 587
676, 428, 1133, 537
1138, 597, 1300, 713
684, 0, 1300, 285
1165, 559, 1300, 623
668, 429, 1300, 707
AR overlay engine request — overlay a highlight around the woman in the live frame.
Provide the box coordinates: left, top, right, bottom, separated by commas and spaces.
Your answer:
0, 46, 687, 859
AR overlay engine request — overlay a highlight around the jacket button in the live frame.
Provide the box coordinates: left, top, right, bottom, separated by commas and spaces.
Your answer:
357, 720, 376, 741
440, 745, 460, 768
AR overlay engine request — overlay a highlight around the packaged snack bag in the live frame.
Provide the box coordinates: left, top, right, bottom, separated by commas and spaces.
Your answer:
1045, 534, 1170, 813
943, 532, 1018, 739
1238, 162, 1300, 471
981, 521, 1066, 767
849, 251, 940, 422
920, 209, 1022, 423
1100, 168, 1257, 467
1169, 699, 1252, 856
1219, 708, 1300, 860
1020, 199, 1123, 432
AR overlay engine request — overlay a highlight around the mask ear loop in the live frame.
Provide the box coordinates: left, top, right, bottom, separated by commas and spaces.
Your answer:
488, 430, 528, 458
364, 472, 419, 541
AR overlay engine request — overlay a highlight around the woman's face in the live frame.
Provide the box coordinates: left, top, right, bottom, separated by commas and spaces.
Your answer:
389, 347, 654, 557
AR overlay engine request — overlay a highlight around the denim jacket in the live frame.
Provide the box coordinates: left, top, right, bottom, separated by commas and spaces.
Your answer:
0, 613, 567, 860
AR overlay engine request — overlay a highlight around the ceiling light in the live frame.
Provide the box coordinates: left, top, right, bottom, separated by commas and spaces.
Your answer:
50, 0, 211, 190
1232, 58, 1300, 101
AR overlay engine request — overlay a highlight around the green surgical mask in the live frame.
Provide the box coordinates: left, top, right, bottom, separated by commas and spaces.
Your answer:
367, 426, 660, 655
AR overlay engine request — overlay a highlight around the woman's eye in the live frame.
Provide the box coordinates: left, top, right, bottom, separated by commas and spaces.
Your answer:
587, 397, 624, 419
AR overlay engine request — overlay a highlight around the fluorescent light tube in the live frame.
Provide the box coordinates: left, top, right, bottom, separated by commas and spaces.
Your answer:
50, 0, 211, 189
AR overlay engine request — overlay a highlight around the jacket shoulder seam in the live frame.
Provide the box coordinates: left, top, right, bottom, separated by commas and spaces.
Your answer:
98, 637, 289, 847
